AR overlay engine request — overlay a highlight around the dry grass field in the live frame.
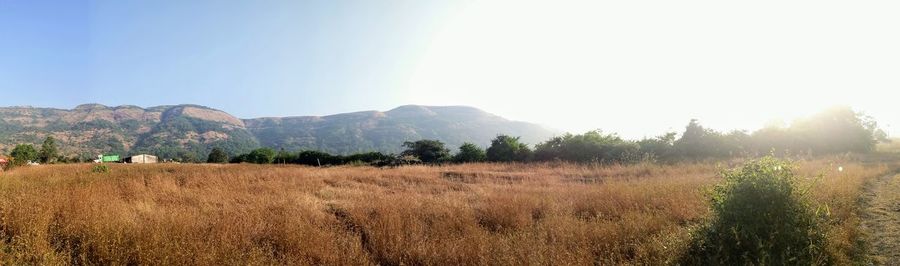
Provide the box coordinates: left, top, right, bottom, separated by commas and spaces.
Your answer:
0, 159, 891, 265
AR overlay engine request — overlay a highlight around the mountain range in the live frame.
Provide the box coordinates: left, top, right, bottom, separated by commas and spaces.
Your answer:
0, 104, 556, 161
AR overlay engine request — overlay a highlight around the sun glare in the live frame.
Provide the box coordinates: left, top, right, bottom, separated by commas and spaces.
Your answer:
410, 0, 899, 137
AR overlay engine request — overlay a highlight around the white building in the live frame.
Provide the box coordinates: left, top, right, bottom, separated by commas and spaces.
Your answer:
126, 154, 158, 164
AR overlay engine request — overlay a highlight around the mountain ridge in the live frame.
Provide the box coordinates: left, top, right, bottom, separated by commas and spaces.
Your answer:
0, 104, 557, 161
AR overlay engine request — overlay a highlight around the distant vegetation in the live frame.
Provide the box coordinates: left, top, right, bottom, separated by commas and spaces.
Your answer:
206, 147, 229, 164
486, 135, 533, 162
9, 144, 37, 167
536, 106, 887, 163
401, 140, 451, 164
0, 104, 555, 161
220, 106, 888, 167
535, 131, 638, 163
453, 142, 487, 163
131, 115, 258, 163
7, 136, 61, 168
244, 105, 554, 155
0, 106, 888, 169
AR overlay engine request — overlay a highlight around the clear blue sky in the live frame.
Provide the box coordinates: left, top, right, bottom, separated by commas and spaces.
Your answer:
0, 0, 464, 117
2, 1, 899, 137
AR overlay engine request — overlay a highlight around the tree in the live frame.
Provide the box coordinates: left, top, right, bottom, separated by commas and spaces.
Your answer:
674, 119, 728, 159
637, 132, 677, 162
454, 142, 487, 163
486, 135, 532, 162
206, 147, 229, 164
246, 148, 276, 164
230, 153, 250, 164
720, 130, 750, 157
401, 140, 450, 164
789, 106, 886, 154
274, 148, 294, 164
10, 144, 38, 166
534, 131, 639, 163
176, 150, 198, 163
38, 136, 59, 164
295, 150, 340, 166
747, 107, 887, 155
749, 126, 796, 155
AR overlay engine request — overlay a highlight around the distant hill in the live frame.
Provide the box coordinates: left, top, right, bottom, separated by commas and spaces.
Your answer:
244, 105, 556, 154
0, 104, 556, 160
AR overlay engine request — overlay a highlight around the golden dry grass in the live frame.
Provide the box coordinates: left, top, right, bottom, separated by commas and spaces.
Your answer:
796, 158, 892, 264
0, 159, 890, 265
877, 139, 900, 154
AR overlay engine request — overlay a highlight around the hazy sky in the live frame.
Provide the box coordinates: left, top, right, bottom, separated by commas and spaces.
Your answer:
1, 0, 898, 138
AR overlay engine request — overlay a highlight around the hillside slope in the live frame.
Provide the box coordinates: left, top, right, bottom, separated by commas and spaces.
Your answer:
244, 105, 556, 154
0, 104, 555, 160
0, 104, 259, 161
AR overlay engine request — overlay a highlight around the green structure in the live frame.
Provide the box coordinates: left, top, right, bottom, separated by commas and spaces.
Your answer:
101, 154, 120, 163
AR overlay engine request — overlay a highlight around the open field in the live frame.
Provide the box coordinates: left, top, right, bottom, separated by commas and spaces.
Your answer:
0, 159, 892, 265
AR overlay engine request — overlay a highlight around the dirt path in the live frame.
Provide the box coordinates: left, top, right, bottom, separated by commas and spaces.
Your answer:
861, 172, 900, 264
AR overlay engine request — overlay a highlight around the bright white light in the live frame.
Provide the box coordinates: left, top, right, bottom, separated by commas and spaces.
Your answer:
409, 0, 900, 138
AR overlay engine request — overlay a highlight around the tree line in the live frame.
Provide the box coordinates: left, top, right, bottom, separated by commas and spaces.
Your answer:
2, 106, 888, 168
219, 107, 887, 166
7, 136, 61, 167
220, 136, 528, 166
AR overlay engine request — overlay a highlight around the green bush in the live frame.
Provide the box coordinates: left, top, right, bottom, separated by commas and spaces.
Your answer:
534, 130, 639, 163
10, 144, 38, 166
293, 150, 341, 166
38, 136, 59, 164
454, 142, 487, 163
682, 156, 830, 265
637, 132, 677, 162
246, 148, 276, 164
401, 139, 450, 164
91, 165, 110, 174
486, 135, 532, 162
206, 147, 229, 164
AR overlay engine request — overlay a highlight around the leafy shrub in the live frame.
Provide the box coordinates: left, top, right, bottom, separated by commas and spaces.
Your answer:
401, 140, 450, 164
246, 148, 276, 164
782, 106, 887, 154
229, 153, 249, 164
273, 149, 295, 164
294, 150, 341, 166
91, 165, 110, 174
453, 143, 486, 163
682, 156, 830, 265
534, 130, 639, 163
673, 119, 733, 159
10, 144, 38, 166
206, 147, 229, 164
486, 135, 532, 162
667, 107, 887, 160
637, 132, 677, 162
38, 136, 59, 164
